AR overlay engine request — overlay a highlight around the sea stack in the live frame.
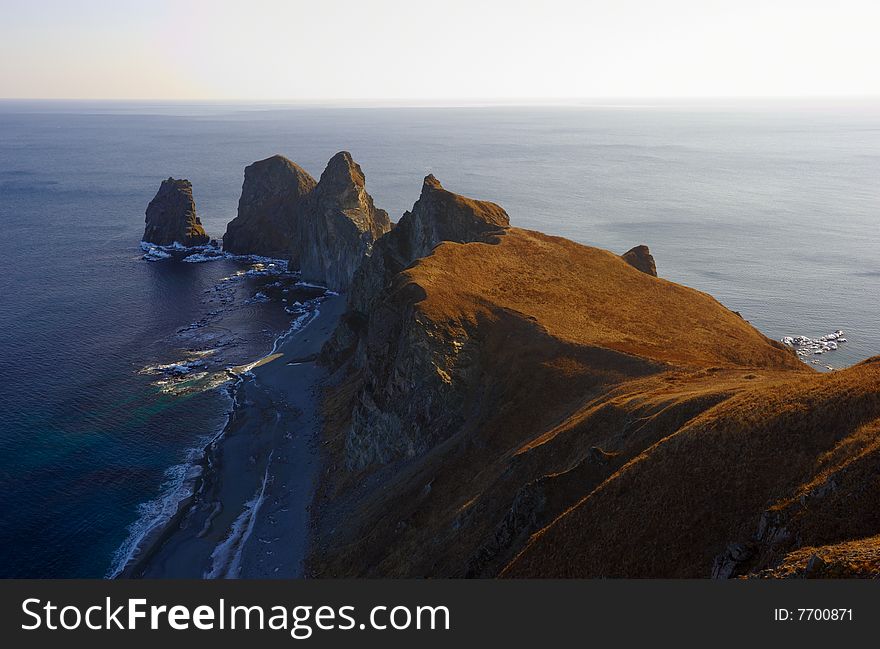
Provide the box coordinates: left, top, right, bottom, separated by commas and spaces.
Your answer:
143, 178, 209, 247
296, 152, 391, 291
621, 244, 657, 276
222, 155, 317, 259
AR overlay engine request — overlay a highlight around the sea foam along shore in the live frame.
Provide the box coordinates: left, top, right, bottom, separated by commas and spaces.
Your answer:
140, 240, 286, 266
114, 289, 342, 578
781, 329, 848, 369
107, 252, 327, 578
105, 389, 231, 578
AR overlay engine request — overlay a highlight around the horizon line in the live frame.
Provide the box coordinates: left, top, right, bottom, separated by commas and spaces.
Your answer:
2, 94, 879, 105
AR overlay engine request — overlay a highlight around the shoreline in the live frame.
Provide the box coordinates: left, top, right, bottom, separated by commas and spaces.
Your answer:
114, 291, 346, 578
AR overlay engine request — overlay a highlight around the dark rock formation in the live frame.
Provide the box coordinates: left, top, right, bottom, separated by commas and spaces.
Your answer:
621, 244, 657, 276
220, 152, 389, 290
321, 176, 511, 470
143, 178, 209, 247
346, 174, 509, 316
297, 152, 391, 291
393, 174, 510, 262
222, 155, 317, 258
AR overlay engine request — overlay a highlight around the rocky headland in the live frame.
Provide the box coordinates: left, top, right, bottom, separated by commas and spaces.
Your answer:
304, 174, 880, 580
143, 178, 209, 247
136, 157, 880, 580
621, 244, 657, 276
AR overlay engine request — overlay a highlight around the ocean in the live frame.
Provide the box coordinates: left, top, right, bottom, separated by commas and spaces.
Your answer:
0, 100, 877, 577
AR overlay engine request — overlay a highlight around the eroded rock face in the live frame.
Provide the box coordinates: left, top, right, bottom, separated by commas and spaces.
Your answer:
222, 155, 317, 258
621, 244, 657, 277
346, 175, 510, 316
297, 152, 391, 291
220, 151, 389, 290
327, 176, 511, 470
143, 178, 209, 247
394, 175, 510, 261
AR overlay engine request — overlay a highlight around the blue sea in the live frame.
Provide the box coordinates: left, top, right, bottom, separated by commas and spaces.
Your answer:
0, 100, 878, 577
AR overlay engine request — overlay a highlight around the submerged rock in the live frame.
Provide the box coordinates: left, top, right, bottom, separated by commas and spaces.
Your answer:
621, 244, 657, 277
143, 178, 209, 247
223, 155, 317, 258
296, 152, 391, 291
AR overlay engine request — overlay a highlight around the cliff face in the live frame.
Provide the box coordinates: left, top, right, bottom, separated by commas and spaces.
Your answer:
390, 174, 509, 262
143, 178, 209, 247
221, 152, 389, 290
345, 175, 509, 317
309, 178, 880, 579
323, 175, 511, 469
222, 155, 316, 258
297, 152, 391, 291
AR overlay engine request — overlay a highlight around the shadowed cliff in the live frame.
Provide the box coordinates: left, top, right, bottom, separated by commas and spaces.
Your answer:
143, 178, 209, 247
222, 152, 390, 290
222, 155, 317, 258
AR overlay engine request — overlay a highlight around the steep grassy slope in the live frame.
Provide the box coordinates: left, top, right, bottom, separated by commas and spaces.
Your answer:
504, 357, 880, 577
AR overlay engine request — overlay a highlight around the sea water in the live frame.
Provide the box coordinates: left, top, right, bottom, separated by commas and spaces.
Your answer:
0, 100, 877, 576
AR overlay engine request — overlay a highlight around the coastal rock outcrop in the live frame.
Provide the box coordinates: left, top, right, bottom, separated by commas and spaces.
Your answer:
296, 152, 391, 291
392, 174, 509, 262
222, 155, 317, 258
327, 176, 512, 470
346, 174, 509, 316
143, 178, 209, 247
621, 244, 657, 276
220, 152, 389, 290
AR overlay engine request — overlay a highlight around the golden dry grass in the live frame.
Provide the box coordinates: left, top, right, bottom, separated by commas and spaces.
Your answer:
503, 359, 880, 577
751, 534, 880, 578
310, 227, 879, 579
408, 228, 805, 370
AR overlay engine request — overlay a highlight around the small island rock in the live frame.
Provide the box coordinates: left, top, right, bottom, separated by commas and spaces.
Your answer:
143, 178, 209, 247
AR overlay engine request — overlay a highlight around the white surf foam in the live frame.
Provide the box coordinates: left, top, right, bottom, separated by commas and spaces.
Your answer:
140, 240, 221, 262
781, 329, 848, 366
106, 290, 326, 578
139, 242, 291, 270
105, 386, 234, 578
182, 252, 225, 263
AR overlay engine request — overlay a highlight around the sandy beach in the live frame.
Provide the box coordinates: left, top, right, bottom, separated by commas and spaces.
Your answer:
120, 292, 346, 578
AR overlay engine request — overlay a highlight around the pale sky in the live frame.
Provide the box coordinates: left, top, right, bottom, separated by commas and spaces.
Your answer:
1, 0, 878, 100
